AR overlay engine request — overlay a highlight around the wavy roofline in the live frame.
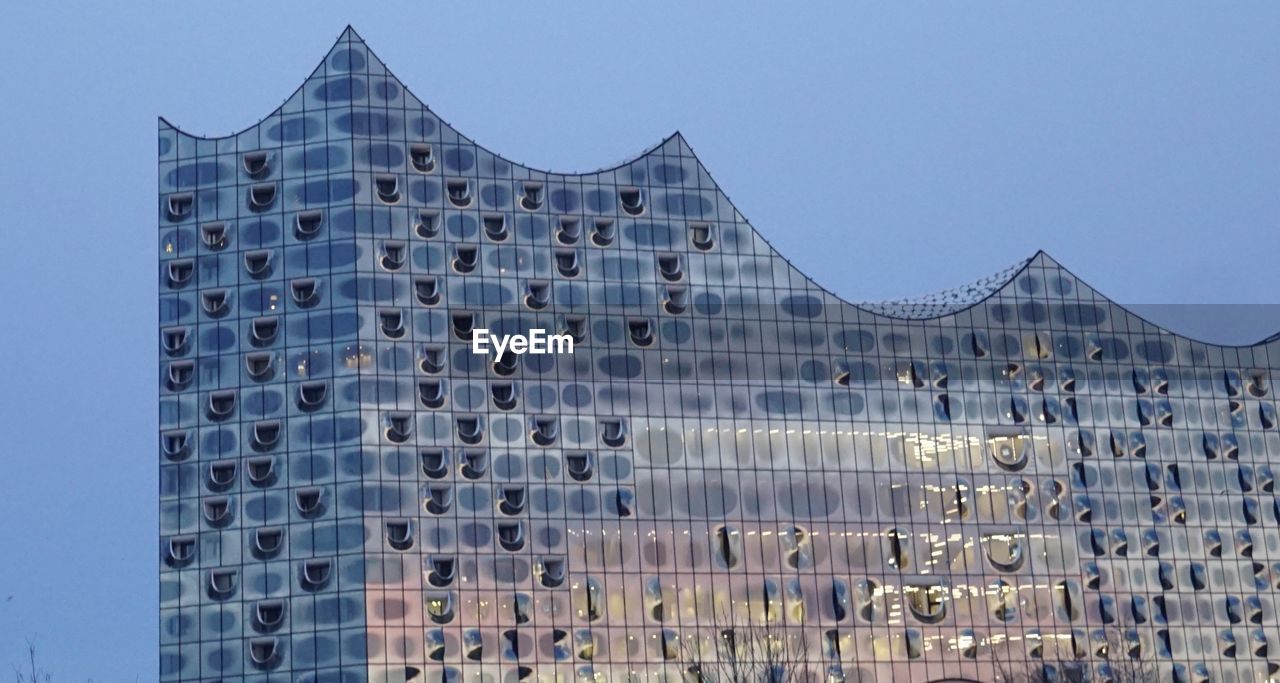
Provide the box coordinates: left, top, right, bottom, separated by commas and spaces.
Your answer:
159, 26, 1280, 350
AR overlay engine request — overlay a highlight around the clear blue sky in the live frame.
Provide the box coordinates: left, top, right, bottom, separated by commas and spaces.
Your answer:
2, 2, 1280, 679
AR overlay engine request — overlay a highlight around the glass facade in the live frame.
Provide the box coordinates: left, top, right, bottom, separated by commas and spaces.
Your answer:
158, 27, 1280, 683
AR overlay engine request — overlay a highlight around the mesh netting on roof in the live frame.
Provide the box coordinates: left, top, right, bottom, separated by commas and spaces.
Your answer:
857, 258, 1032, 319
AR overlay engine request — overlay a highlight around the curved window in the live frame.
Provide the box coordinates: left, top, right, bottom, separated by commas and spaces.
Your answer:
525, 280, 551, 310
419, 345, 447, 374
491, 382, 518, 411
165, 535, 196, 566
885, 528, 911, 569
207, 390, 236, 421
988, 579, 1017, 622
453, 245, 478, 274
253, 599, 285, 633
420, 448, 449, 479
556, 217, 581, 244
203, 496, 233, 528
297, 380, 328, 411
249, 183, 276, 211
246, 455, 276, 487
662, 286, 688, 315
243, 151, 269, 178
251, 420, 281, 451
711, 524, 743, 569
244, 249, 272, 278
248, 637, 280, 670
657, 254, 683, 282
425, 556, 456, 587
207, 568, 238, 600
375, 174, 401, 204
520, 182, 544, 211
413, 276, 441, 306
460, 449, 488, 479
987, 429, 1030, 471
628, 318, 654, 347
207, 460, 236, 491
415, 209, 440, 238
539, 557, 566, 588
446, 179, 472, 207
250, 316, 279, 346
590, 218, 616, 247
984, 531, 1026, 572
244, 352, 274, 382
619, 188, 645, 216
201, 289, 230, 317
690, 222, 715, 251
294, 487, 326, 518
530, 416, 559, 446
166, 259, 194, 289
600, 419, 627, 448
499, 486, 527, 515
386, 518, 415, 551
166, 192, 193, 222
166, 360, 194, 390
385, 412, 414, 443
252, 527, 283, 559
565, 452, 594, 482
492, 350, 518, 377
161, 326, 189, 355
483, 214, 509, 242
380, 240, 407, 270
294, 210, 323, 239
780, 525, 813, 569
456, 415, 484, 445
424, 484, 453, 515
300, 559, 332, 590
905, 581, 948, 624
379, 309, 406, 339
560, 315, 587, 344
161, 429, 190, 460
418, 379, 446, 409
497, 521, 525, 551
409, 143, 435, 173
555, 249, 580, 277
290, 278, 319, 308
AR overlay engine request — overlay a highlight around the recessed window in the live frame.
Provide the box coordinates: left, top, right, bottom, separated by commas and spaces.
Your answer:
246, 455, 276, 487
295, 487, 325, 518
409, 143, 435, 173
905, 581, 948, 624
554, 249, 580, 277
207, 390, 237, 421
519, 182, 543, 211
416, 209, 440, 239
452, 312, 477, 341
250, 316, 279, 346
207, 568, 239, 600
160, 429, 190, 460
249, 183, 276, 211
984, 531, 1026, 572
253, 600, 285, 633
251, 420, 281, 451
497, 521, 525, 551
245, 352, 275, 381
161, 326, 189, 355
556, 217, 582, 244
425, 556, 456, 587
243, 151, 269, 178
491, 382, 518, 411
590, 218, 616, 247
299, 559, 332, 591
780, 526, 813, 569
165, 535, 196, 566
712, 525, 743, 569
600, 419, 627, 447
166, 360, 194, 391
244, 250, 272, 279
166, 259, 194, 289
619, 187, 645, 216
221, 538, 268, 583
499, 486, 527, 515
207, 460, 237, 491
166, 193, 193, 222
426, 593, 455, 624
289, 278, 319, 308
384, 412, 414, 443
201, 289, 230, 317
627, 318, 654, 347
524, 280, 550, 310
248, 638, 281, 670
885, 528, 911, 569
560, 315, 587, 344
565, 452, 594, 482
297, 380, 328, 411
424, 484, 453, 514
483, 214, 509, 242
294, 210, 323, 240
379, 309, 406, 339
529, 416, 559, 446
421, 449, 449, 479
453, 245, 479, 274
203, 495, 233, 528
987, 428, 1030, 471
380, 240, 407, 271
662, 286, 688, 315
657, 254, 683, 282
690, 222, 715, 251
456, 415, 484, 445
414, 276, 441, 306
374, 174, 401, 204
446, 179, 472, 207
419, 345, 446, 374
418, 379, 446, 409
460, 449, 488, 479
492, 350, 518, 377
386, 518, 415, 550
538, 557, 566, 588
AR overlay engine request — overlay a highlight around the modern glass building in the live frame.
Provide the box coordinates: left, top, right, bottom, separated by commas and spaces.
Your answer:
159, 27, 1280, 683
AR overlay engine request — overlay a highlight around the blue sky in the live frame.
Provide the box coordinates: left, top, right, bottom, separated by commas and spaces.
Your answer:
2, 2, 1280, 679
